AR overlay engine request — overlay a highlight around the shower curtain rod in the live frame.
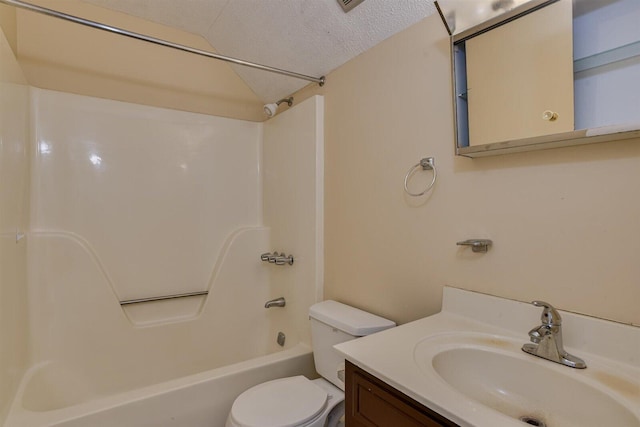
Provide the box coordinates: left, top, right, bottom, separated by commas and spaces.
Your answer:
0, 0, 326, 86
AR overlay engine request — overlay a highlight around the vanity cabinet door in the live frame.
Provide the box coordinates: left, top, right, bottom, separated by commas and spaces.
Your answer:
465, 0, 574, 146
345, 361, 459, 427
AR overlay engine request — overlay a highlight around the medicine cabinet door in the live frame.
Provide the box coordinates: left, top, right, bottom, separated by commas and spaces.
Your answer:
464, 0, 574, 146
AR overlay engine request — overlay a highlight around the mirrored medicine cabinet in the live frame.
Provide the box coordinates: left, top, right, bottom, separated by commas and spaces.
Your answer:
436, 0, 640, 157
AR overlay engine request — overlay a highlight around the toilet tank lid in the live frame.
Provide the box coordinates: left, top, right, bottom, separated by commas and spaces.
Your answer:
309, 300, 395, 336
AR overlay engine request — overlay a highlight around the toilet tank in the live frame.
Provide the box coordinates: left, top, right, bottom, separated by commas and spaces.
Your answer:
308, 301, 395, 390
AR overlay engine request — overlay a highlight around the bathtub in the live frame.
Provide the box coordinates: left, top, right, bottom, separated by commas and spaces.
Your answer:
5, 228, 318, 427
4, 344, 315, 427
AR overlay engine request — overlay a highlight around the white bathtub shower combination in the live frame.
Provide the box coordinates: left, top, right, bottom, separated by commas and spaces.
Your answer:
3, 89, 324, 427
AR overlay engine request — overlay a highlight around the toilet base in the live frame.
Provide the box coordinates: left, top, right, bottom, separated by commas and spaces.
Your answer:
310, 378, 344, 427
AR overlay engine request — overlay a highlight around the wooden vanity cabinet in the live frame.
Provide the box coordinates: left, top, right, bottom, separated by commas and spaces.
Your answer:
345, 361, 459, 427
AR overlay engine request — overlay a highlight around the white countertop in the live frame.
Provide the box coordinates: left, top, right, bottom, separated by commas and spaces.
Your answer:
334, 287, 640, 427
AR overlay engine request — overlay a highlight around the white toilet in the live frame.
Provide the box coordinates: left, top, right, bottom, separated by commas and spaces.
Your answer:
225, 300, 395, 427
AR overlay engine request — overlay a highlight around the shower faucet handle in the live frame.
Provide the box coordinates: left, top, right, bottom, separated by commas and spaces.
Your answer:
261, 251, 280, 262
260, 251, 294, 265
274, 254, 294, 266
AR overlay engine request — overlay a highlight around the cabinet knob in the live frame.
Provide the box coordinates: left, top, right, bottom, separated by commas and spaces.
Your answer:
542, 110, 558, 121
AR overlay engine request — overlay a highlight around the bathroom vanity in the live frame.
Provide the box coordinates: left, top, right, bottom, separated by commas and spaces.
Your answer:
335, 287, 640, 427
345, 360, 458, 427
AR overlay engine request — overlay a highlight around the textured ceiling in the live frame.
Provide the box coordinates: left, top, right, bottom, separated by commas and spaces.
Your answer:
81, 0, 437, 102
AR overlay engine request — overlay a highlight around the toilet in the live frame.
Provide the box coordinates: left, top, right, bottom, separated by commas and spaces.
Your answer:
225, 300, 395, 427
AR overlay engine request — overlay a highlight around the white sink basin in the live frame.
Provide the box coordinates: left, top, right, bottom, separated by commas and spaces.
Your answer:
336, 288, 640, 427
414, 333, 640, 427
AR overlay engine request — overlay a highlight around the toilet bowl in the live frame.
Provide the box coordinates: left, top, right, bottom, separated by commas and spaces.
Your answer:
225, 300, 395, 427
225, 376, 344, 427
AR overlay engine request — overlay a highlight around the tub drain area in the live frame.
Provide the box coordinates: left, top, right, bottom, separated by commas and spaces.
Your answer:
519, 416, 547, 427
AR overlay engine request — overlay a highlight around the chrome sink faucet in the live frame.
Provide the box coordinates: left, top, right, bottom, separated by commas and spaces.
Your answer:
522, 301, 587, 369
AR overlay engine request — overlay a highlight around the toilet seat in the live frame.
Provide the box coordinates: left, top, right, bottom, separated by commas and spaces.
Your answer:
229, 376, 328, 427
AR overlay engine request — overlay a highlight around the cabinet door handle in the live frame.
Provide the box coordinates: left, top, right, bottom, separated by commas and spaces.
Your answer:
542, 110, 558, 121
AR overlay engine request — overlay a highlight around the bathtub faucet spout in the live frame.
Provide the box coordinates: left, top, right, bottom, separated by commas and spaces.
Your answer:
264, 297, 286, 308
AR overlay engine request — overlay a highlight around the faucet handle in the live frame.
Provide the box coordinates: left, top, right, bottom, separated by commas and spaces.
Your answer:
532, 301, 562, 326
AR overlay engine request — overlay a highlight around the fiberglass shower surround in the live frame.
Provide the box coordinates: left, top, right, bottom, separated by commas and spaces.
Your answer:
6, 88, 324, 427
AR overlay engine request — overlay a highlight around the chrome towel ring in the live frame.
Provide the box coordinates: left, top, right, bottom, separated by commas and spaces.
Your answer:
403, 157, 437, 197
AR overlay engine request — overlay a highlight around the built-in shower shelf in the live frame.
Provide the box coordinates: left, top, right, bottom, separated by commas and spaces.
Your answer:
574, 40, 640, 73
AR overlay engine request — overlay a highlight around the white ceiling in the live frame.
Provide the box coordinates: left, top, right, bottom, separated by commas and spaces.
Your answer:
81, 0, 438, 102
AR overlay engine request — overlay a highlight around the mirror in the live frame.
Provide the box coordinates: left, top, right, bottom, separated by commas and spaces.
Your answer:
438, 0, 640, 157
436, 0, 537, 36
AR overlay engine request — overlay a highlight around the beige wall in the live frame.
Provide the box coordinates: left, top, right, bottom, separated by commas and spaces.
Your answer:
12, 0, 264, 121
0, 26, 29, 424
314, 15, 640, 327
0, 4, 17, 54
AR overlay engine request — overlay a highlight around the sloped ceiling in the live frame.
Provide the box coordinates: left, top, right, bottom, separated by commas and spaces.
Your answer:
81, 0, 437, 102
